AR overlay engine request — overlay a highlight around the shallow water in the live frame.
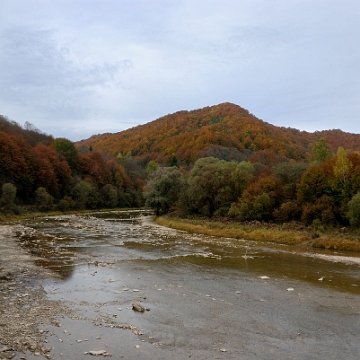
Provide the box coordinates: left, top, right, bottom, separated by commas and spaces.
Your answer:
17, 210, 360, 359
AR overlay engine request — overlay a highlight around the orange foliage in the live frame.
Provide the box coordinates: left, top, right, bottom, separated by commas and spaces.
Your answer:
76, 103, 360, 167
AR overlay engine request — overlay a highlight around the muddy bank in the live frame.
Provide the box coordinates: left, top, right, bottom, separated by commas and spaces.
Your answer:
0, 225, 72, 359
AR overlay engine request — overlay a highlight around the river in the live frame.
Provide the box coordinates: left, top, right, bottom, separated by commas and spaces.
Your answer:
14, 210, 360, 359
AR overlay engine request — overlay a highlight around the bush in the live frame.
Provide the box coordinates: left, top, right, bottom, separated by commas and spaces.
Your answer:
0, 183, 17, 207
347, 192, 360, 227
35, 187, 54, 211
57, 199, 70, 212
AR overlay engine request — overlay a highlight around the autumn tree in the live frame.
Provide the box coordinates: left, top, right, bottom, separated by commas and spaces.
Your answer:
297, 166, 329, 204
33, 144, 72, 198
0, 132, 30, 196
272, 162, 308, 217
79, 152, 112, 187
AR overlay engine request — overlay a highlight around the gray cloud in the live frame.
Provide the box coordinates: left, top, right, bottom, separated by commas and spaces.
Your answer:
0, 0, 359, 140
0, 26, 132, 122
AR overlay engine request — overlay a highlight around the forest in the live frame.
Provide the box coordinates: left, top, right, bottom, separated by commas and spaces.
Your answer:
1, 102, 360, 228
0, 115, 144, 214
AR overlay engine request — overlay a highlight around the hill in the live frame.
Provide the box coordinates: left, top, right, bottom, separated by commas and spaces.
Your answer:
76, 103, 360, 166
0, 115, 54, 146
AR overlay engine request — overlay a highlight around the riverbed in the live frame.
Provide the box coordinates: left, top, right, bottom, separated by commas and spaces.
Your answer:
1, 210, 360, 359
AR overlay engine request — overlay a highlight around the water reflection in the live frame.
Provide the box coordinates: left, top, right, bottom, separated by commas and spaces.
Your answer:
17, 210, 360, 294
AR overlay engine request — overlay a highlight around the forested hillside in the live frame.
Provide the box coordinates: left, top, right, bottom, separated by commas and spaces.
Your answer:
0, 115, 144, 213
76, 103, 360, 167
2, 102, 360, 230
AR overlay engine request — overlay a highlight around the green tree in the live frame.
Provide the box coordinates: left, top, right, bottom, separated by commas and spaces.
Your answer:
0, 183, 17, 208
333, 147, 352, 189
311, 138, 332, 165
145, 167, 185, 215
169, 155, 178, 167
35, 187, 54, 211
146, 161, 158, 178
180, 157, 254, 217
228, 191, 272, 221
252, 193, 273, 220
182, 157, 224, 216
347, 192, 360, 227
52, 138, 79, 173
100, 184, 118, 208
71, 181, 98, 209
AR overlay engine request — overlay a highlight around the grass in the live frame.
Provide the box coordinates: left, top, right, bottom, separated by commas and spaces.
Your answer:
155, 216, 360, 252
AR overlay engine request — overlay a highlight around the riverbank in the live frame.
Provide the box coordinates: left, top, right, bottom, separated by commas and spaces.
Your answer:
154, 215, 360, 252
0, 224, 73, 359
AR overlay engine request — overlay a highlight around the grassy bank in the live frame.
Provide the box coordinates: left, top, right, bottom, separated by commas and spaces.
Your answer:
155, 216, 360, 252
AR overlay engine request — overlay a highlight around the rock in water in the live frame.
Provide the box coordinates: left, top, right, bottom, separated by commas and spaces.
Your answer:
132, 300, 149, 312
88, 350, 107, 356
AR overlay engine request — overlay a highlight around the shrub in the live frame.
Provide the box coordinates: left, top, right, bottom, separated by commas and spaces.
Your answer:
347, 192, 360, 227
35, 187, 54, 211
0, 183, 17, 208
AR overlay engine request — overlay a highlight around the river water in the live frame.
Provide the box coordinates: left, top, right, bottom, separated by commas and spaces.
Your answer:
17, 210, 360, 359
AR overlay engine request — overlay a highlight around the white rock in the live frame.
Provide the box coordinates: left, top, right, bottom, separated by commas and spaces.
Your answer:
89, 350, 107, 356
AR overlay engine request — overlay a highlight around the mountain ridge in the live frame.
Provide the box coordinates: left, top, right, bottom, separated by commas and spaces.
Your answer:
76, 102, 360, 166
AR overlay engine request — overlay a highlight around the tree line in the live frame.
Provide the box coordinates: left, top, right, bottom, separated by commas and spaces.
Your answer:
0, 116, 144, 213
144, 139, 360, 228
2, 114, 360, 229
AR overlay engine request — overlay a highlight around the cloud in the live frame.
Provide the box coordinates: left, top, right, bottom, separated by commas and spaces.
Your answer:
0, 26, 132, 124
0, 0, 359, 140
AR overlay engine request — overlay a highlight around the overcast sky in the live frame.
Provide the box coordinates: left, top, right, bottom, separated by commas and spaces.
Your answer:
1, 0, 359, 141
